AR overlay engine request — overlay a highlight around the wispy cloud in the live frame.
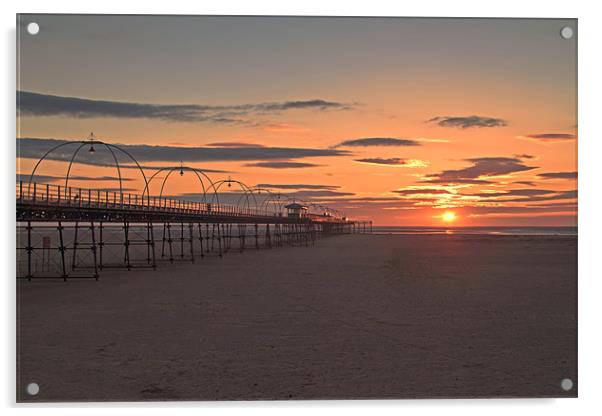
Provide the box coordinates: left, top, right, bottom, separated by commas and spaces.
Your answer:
513, 180, 537, 186
427, 115, 508, 129
16, 173, 134, 183
393, 188, 454, 196
493, 190, 577, 203
333, 137, 421, 148
17, 91, 354, 125
244, 161, 320, 169
282, 190, 355, 199
18, 138, 348, 167
462, 188, 557, 198
206, 142, 265, 148
354, 158, 428, 167
257, 183, 340, 190
537, 171, 578, 179
422, 178, 495, 185
519, 133, 576, 141
513, 154, 536, 160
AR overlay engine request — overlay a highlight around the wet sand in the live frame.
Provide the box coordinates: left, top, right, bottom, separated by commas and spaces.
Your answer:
17, 233, 577, 401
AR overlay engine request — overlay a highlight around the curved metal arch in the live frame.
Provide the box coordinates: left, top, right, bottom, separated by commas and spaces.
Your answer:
104, 143, 149, 202
253, 188, 289, 214
249, 186, 284, 215
209, 179, 258, 212
26, 136, 149, 205
64, 142, 124, 194
28, 140, 84, 190
141, 166, 218, 207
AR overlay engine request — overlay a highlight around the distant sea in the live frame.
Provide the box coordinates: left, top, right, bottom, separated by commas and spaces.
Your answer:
371, 226, 577, 236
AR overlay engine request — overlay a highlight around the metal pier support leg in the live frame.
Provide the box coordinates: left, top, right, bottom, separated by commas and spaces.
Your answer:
167, 222, 174, 262
146, 221, 151, 265
148, 221, 156, 270
188, 223, 194, 263
266, 224, 271, 248
161, 222, 167, 258
90, 220, 99, 280
205, 223, 210, 253
58, 221, 67, 280
278, 224, 282, 246
216, 223, 223, 257
26, 221, 32, 281
180, 222, 185, 259
71, 221, 79, 271
228, 224, 233, 251
197, 223, 204, 257
222, 224, 228, 253
99, 221, 104, 270
123, 220, 131, 270
255, 223, 259, 249
240, 224, 247, 251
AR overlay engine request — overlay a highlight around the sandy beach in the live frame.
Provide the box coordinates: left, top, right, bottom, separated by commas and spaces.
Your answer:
16, 233, 577, 401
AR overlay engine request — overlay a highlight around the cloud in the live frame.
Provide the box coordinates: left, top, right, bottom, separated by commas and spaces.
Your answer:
256, 184, 341, 190
17, 91, 354, 124
502, 190, 577, 203
17, 138, 348, 167
333, 137, 421, 148
513, 180, 537, 186
421, 178, 495, 185
243, 161, 320, 169
537, 171, 578, 179
520, 133, 576, 141
427, 115, 507, 129
514, 154, 536, 160
206, 142, 265, 148
16, 173, 134, 183
464, 188, 557, 198
354, 158, 428, 167
424, 157, 537, 184
260, 122, 308, 133
393, 188, 454, 196
283, 190, 355, 199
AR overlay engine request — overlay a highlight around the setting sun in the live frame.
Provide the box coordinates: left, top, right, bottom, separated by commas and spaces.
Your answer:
441, 211, 457, 223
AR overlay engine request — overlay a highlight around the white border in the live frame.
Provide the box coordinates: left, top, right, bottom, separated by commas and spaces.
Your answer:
2, 1, 601, 414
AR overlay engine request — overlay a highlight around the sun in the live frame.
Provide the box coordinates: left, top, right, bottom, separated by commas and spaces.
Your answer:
441, 211, 457, 223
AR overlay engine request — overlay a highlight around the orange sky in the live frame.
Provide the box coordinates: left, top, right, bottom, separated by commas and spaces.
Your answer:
17, 16, 577, 226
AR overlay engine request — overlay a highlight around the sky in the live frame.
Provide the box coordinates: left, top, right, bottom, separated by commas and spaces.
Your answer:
16, 15, 577, 226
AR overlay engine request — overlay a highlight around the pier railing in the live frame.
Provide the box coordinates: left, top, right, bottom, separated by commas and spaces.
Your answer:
17, 181, 296, 220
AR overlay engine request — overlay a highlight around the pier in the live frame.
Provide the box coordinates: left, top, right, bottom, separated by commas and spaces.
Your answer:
16, 137, 372, 280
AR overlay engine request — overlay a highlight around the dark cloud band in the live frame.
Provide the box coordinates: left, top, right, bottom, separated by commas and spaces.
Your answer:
427, 115, 507, 129
257, 184, 340, 190
17, 91, 353, 124
243, 161, 320, 169
537, 171, 578, 179
523, 133, 576, 140
17, 138, 349, 167
355, 158, 409, 166
334, 137, 421, 148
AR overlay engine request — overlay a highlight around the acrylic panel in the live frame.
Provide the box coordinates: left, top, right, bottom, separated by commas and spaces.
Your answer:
16, 15, 577, 402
